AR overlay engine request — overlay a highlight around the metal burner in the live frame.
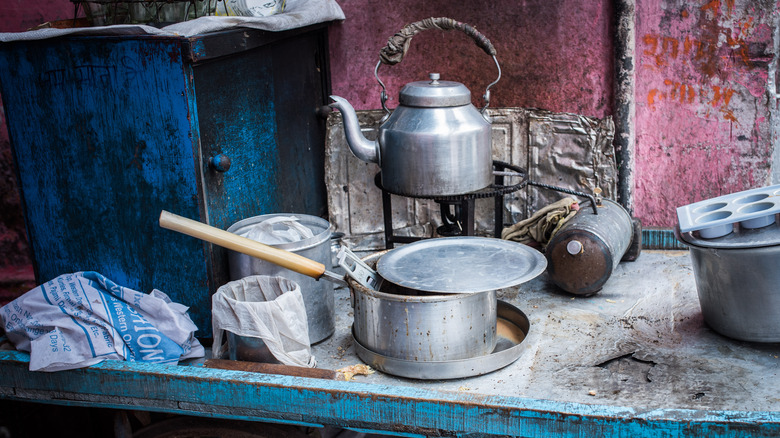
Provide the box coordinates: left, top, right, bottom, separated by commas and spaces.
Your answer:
376, 161, 528, 248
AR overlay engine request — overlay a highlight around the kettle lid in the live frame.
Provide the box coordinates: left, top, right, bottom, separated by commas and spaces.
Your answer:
398, 73, 471, 107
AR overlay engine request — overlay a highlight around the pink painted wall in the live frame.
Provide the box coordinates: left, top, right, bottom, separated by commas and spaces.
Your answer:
633, 0, 775, 226
1, 0, 77, 31
329, 0, 776, 228
0, 0, 775, 253
328, 0, 614, 118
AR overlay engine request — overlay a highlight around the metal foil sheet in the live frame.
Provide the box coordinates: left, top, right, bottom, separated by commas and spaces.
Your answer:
325, 108, 616, 250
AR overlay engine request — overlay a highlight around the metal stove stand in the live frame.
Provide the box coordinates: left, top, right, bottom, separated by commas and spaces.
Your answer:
376, 160, 527, 248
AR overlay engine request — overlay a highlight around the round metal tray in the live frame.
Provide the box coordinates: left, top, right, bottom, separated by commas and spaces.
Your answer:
352, 300, 530, 379
377, 236, 547, 294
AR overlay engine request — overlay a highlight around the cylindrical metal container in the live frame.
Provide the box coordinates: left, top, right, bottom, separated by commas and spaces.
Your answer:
546, 198, 634, 295
227, 214, 335, 344
677, 224, 780, 342
349, 251, 498, 362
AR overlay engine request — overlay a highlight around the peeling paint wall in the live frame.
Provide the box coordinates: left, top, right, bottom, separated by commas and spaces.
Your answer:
0, 0, 776, 247
329, 0, 778, 228
328, 0, 614, 118
633, 0, 776, 226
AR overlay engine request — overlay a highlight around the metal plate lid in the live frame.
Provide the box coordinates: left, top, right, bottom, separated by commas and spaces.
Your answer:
377, 236, 547, 294
398, 73, 471, 107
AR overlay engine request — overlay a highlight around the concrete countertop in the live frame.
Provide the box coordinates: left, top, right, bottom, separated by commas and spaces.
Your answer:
313, 250, 780, 413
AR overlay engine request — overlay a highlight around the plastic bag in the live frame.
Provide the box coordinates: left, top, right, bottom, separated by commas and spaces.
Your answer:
216, 0, 285, 17
211, 275, 315, 367
239, 215, 315, 245
0, 272, 204, 372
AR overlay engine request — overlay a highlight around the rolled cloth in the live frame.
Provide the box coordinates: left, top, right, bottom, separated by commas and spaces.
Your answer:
501, 197, 579, 249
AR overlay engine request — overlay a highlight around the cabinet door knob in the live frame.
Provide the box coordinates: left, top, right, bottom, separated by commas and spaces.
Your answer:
210, 154, 231, 172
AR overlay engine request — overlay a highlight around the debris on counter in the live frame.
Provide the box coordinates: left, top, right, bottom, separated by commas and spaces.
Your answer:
337, 363, 375, 381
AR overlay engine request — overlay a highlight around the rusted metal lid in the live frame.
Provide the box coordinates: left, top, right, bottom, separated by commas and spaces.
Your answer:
546, 230, 613, 296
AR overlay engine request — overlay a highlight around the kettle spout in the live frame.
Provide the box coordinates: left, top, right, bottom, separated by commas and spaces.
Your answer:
329, 95, 379, 164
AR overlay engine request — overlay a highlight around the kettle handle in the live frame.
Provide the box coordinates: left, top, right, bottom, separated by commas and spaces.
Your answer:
379, 17, 496, 65
374, 17, 501, 115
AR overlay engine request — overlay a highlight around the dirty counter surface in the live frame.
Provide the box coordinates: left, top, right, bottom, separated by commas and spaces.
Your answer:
314, 250, 780, 412
1, 250, 778, 436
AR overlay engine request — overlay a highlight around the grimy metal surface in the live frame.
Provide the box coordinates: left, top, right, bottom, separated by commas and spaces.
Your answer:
0, 251, 778, 436
325, 108, 617, 250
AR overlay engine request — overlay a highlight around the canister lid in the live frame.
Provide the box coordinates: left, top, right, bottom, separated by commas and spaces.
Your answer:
546, 230, 613, 295
398, 73, 472, 107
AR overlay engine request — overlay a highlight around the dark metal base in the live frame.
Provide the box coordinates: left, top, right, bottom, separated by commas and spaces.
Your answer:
376, 161, 527, 249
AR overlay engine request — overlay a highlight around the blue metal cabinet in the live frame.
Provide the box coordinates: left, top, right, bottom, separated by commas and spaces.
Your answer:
0, 25, 332, 337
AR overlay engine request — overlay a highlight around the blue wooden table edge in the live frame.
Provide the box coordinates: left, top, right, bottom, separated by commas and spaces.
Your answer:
0, 350, 776, 437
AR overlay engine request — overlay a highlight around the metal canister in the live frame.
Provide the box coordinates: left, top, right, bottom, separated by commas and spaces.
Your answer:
226, 214, 335, 344
545, 198, 635, 295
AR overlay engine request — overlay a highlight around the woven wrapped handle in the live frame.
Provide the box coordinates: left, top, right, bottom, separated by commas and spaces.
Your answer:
379, 17, 496, 65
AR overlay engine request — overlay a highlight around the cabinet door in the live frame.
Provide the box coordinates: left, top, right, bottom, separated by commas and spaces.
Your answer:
0, 38, 213, 336
193, 28, 331, 294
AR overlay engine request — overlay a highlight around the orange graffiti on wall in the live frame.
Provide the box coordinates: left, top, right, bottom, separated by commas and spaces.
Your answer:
647, 81, 734, 111
641, 0, 759, 122
642, 31, 752, 69
700, 0, 735, 18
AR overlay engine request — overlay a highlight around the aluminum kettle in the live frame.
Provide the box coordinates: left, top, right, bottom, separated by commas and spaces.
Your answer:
329, 17, 502, 198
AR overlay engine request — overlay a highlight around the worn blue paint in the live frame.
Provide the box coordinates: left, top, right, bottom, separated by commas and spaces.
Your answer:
189, 39, 207, 60
0, 29, 331, 339
0, 350, 776, 437
0, 36, 212, 335
193, 49, 282, 230
642, 228, 687, 250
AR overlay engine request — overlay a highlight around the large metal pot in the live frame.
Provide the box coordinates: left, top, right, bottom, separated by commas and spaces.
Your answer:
227, 214, 335, 344
677, 225, 780, 342
348, 251, 498, 362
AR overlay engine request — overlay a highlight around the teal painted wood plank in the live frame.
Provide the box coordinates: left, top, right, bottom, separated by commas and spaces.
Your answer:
642, 228, 688, 250
0, 350, 776, 437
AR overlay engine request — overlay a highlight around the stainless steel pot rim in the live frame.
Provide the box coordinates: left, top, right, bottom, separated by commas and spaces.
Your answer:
675, 224, 780, 250
227, 214, 333, 252
348, 250, 487, 300
376, 236, 547, 294
347, 275, 493, 301
351, 300, 529, 380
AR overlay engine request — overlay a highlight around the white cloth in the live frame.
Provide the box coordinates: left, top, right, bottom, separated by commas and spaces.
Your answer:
0, 0, 345, 42
0, 271, 205, 372
211, 275, 315, 368
239, 216, 315, 245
